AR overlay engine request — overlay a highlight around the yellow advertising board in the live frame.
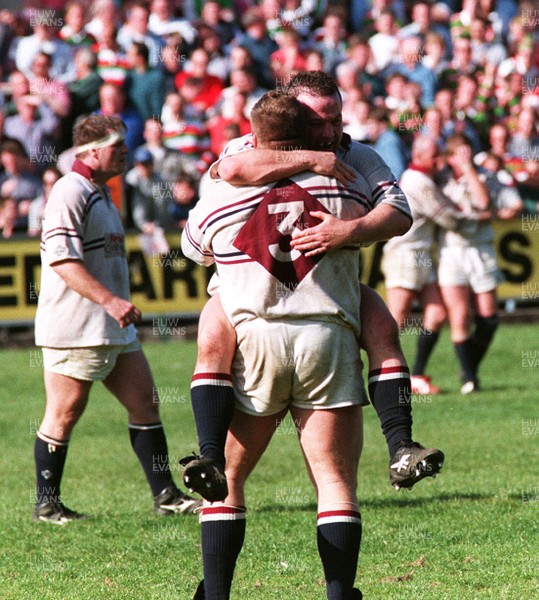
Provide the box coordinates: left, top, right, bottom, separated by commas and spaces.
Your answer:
0, 235, 212, 324
0, 218, 538, 325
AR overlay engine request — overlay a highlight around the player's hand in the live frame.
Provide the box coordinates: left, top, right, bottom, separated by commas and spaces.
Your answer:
142, 222, 155, 235
103, 296, 142, 328
290, 211, 354, 256
309, 153, 357, 185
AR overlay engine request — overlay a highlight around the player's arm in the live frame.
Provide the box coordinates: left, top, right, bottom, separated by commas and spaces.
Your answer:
52, 259, 140, 328
463, 165, 490, 211
216, 148, 357, 186
418, 181, 491, 230
290, 204, 412, 257
290, 143, 414, 255
180, 215, 216, 267
451, 144, 490, 210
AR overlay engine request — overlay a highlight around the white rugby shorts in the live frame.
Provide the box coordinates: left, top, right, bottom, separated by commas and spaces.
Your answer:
438, 244, 503, 293
231, 319, 367, 416
382, 248, 437, 291
42, 339, 142, 381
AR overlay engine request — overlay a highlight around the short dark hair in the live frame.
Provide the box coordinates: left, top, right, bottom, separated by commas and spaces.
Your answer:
131, 41, 150, 64
250, 91, 306, 147
285, 71, 341, 100
73, 115, 126, 152
0, 139, 28, 157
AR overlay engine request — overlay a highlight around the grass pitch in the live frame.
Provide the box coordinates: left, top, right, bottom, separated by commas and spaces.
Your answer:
0, 323, 538, 599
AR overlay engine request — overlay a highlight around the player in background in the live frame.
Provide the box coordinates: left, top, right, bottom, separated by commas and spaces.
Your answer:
437, 134, 502, 394
180, 72, 444, 503
183, 90, 366, 600
33, 114, 200, 523
382, 135, 488, 395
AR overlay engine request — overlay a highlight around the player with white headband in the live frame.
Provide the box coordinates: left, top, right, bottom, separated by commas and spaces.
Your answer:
33, 114, 200, 524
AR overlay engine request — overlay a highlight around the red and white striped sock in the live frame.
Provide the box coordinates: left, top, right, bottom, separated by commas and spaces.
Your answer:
200, 505, 246, 599
317, 507, 362, 599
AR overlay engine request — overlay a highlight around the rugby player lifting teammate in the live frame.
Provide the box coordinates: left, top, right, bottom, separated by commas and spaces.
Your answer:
184, 89, 368, 600
180, 72, 444, 503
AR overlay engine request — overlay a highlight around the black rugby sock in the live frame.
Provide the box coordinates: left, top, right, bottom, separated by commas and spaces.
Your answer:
35, 432, 69, 505
412, 329, 440, 375
317, 508, 362, 600
454, 339, 477, 382
129, 422, 172, 496
200, 505, 246, 599
469, 315, 498, 370
368, 366, 413, 458
191, 373, 235, 469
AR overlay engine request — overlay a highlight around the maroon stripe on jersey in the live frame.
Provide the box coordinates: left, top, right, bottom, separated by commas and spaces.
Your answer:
215, 257, 253, 265
313, 192, 372, 210
43, 231, 83, 241
304, 184, 370, 203
42, 226, 79, 240
198, 190, 268, 229
84, 190, 101, 205
373, 181, 400, 202
374, 181, 397, 191
183, 222, 213, 257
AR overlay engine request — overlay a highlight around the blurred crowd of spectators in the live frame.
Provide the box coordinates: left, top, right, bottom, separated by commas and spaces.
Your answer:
0, 0, 537, 241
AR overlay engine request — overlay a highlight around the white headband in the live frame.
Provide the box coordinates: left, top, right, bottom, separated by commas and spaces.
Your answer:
75, 131, 126, 155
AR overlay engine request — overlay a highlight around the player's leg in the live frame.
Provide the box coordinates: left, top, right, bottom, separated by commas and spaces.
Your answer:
439, 284, 478, 393
360, 284, 444, 490
469, 289, 498, 371
181, 293, 237, 503
411, 282, 446, 393
466, 243, 501, 375
360, 285, 412, 454
34, 369, 92, 523
104, 348, 200, 515
386, 285, 441, 394
291, 405, 363, 600
195, 409, 285, 600
386, 286, 417, 329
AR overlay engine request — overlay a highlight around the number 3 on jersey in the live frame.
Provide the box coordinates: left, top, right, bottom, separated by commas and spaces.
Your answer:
233, 178, 328, 287
267, 201, 304, 262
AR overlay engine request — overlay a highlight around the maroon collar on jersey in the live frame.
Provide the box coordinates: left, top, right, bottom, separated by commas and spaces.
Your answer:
71, 159, 95, 181
408, 163, 432, 176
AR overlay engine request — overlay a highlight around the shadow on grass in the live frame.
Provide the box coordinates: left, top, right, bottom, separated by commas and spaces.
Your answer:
256, 492, 495, 514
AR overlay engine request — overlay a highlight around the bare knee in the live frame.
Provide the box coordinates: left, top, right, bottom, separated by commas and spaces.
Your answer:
41, 399, 87, 439
423, 304, 447, 331
127, 392, 161, 423
359, 286, 403, 367
445, 305, 471, 340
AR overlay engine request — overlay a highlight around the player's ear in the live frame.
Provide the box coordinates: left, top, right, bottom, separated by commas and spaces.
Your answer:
252, 133, 258, 149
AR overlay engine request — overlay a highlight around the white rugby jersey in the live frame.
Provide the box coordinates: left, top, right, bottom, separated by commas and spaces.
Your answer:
182, 172, 370, 335
218, 133, 412, 221
35, 161, 136, 348
384, 166, 476, 254
437, 169, 494, 248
